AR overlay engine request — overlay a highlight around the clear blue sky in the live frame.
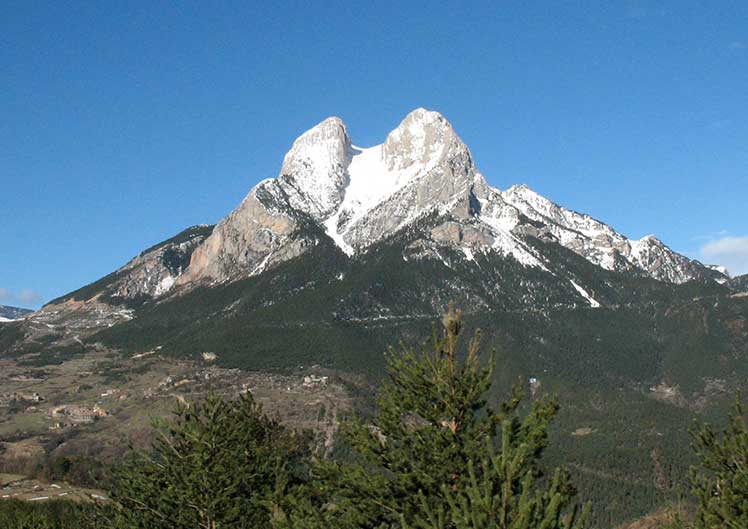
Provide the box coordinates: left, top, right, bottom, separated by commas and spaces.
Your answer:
2, 1, 747, 309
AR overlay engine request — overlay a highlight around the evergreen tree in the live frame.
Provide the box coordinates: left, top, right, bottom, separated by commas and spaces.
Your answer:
685, 394, 748, 529
280, 306, 590, 529
103, 391, 306, 529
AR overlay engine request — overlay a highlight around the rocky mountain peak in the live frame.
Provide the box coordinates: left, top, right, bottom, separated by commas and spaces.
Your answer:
318, 108, 483, 254
382, 108, 466, 172
280, 117, 350, 172
278, 116, 352, 220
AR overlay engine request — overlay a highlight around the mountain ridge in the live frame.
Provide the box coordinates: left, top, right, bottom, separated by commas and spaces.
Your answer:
41, 108, 726, 312
0, 305, 33, 322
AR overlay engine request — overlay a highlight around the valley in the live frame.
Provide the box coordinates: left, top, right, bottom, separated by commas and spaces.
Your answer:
0, 341, 354, 491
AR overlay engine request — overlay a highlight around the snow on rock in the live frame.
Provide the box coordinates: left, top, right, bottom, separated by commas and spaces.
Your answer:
154, 275, 175, 296
500, 184, 718, 284
489, 230, 547, 270
320, 108, 482, 254
321, 143, 423, 252
707, 264, 730, 277
278, 117, 351, 220
569, 280, 601, 308
175, 107, 723, 287
323, 213, 354, 256
382, 108, 455, 171
628, 235, 709, 284
502, 184, 630, 271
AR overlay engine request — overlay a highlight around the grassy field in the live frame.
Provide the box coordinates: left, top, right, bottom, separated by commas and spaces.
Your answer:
0, 473, 104, 502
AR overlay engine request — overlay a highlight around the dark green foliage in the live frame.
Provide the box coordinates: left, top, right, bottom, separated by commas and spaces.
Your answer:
153, 225, 215, 277
0, 325, 86, 365
0, 499, 99, 529
20, 216, 748, 527
43, 456, 107, 489
280, 307, 589, 529
687, 395, 748, 529
160, 246, 192, 275
16, 343, 87, 367
0, 321, 27, 354
84, 228, 748, 528
104, 392, 308, 529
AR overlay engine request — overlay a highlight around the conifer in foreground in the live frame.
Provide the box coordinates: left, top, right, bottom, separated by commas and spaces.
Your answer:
104, 392, 306, 529
686, 394, 748, 529
280, 306, 590, 529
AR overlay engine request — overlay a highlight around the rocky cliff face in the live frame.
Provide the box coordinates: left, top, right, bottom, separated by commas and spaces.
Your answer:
111, 225, 214, 299
178, 117, 352, 285
333, 109, 485, 253
730, 274, 748, 292
499, 185, 722, 283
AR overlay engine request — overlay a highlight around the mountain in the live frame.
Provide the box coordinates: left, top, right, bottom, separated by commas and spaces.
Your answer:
730, 273, 748, 292
0, 305, 32, 322
2, 108, 746, 528
40, 108, 725, 312
172, 109, 726, 293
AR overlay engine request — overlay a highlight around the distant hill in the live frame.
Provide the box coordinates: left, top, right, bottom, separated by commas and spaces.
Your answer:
0, 305, 33, 321
730, 273, 748, 292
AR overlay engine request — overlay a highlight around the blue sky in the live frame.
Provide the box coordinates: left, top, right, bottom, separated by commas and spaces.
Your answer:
2, 1, 747, 309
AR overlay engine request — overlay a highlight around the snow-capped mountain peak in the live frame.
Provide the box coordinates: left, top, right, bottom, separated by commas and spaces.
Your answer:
382, 108, 464, 171
174, 108, 726, 288
276, 116, 352, 220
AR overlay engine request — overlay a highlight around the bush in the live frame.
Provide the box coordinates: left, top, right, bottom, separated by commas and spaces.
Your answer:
103, 392, 309, 529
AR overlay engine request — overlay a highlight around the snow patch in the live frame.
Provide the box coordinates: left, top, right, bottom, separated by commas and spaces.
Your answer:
322, 143, 439, 254
434, 249, 452, 269
569, 280, 601, 308
707, 264, 730, 277
494, 235, 546, 269
323, 213, 354, 256
154, 275, 175, 296
250, 251, 274, 276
